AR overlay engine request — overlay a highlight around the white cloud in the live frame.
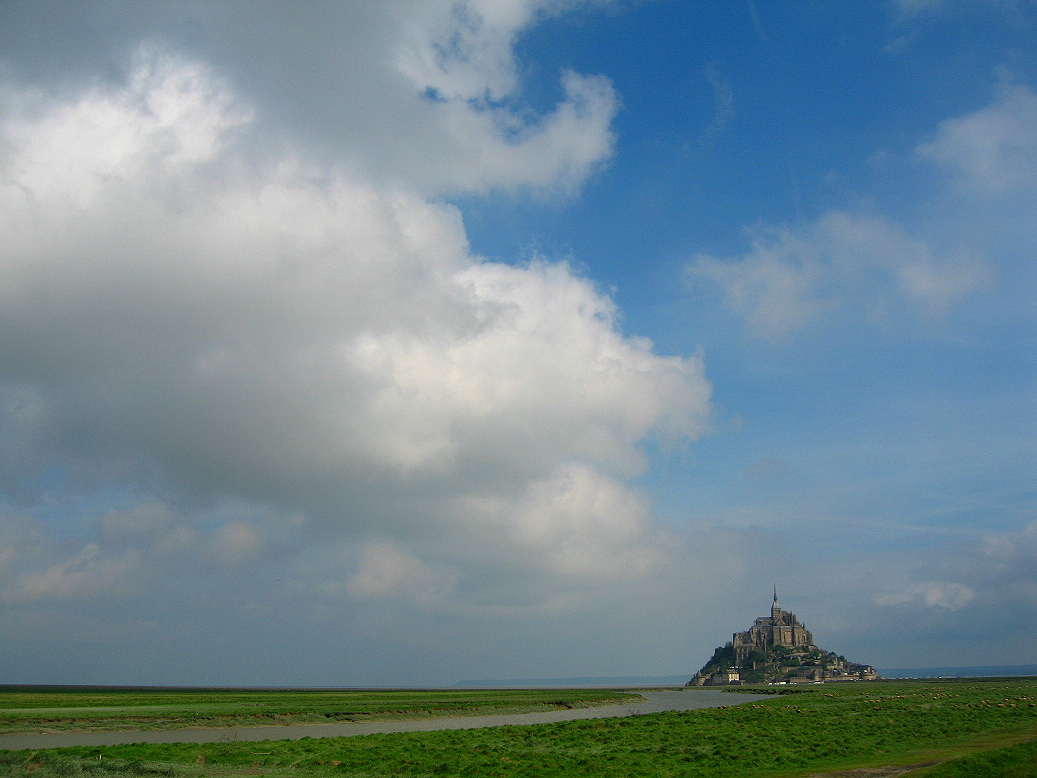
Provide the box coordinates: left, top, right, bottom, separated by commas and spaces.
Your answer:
981, 519, 1037, 566
209, 520, 264, 566
395, 0, 610, 108
893, 0, 955, 15
347, 541, 458, 604
307, 464, 686, 613
2, 48, 249, 207
687, 84, 1037, 340
0, 2, 618, 199
864, 520, 1036, 627
351, 259, 707, 476
688, 211, 990, 338
0, 46, 706, 609
462, 463, 670, 581
12, 544, 142, 603
371, 0, 621, 196
703, 63, 734, 142
429, 68, 619, 195
919, 83, 1037, 195
892, 0, 1008, 18
874, 581, 976, 610
0, 501, 289, 606
688, 227, 831, 339
977, 520, 1037, 606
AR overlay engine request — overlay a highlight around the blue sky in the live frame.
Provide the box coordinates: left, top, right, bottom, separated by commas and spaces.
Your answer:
0, 0, 1034, 685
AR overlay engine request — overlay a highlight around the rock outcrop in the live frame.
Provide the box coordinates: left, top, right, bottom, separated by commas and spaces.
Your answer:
688, 588, 879, 686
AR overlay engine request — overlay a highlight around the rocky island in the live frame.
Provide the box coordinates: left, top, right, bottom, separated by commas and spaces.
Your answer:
689, 588, 879, 686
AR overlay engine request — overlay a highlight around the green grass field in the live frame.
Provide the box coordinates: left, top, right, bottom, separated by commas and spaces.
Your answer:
1, 679, 1036, 776
0, 687, 636, 735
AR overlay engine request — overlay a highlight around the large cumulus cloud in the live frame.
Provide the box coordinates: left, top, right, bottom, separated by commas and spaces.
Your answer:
0, 26, 708, 623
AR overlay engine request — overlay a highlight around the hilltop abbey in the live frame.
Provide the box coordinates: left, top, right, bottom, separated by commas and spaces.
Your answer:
689, 588, 878, 686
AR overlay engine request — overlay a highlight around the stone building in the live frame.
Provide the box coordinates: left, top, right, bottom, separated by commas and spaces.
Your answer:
688, 587, 878, 686
732, 585, 813, 666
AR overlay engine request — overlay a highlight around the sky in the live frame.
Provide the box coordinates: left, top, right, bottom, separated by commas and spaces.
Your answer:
0, 0, 1033, 686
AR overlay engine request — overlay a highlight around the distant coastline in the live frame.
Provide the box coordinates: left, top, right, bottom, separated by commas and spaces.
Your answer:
457, 665, 1037, 687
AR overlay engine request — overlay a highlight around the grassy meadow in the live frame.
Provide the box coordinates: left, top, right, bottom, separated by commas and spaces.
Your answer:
0, 687, 636, 735
1, 679, 1035, 776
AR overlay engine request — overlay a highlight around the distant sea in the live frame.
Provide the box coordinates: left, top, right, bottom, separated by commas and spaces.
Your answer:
457, 666, 1037, 687
877, 664, 1037, 679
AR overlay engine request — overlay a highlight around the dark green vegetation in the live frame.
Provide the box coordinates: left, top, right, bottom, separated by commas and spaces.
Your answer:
0, 687, 636, 735
1, 679, 1036, 776
697, 642, 872, 685
920, 739, 1037, 776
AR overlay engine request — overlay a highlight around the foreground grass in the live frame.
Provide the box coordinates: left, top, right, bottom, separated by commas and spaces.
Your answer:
1, 679, 1035, 776
917, 739, 1037, 776
0, 687, 636, 735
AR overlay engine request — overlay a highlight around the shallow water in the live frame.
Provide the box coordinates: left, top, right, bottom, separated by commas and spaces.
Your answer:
0, 690, 770, 750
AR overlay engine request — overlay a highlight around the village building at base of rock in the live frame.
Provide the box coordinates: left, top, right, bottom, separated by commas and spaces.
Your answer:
688, 588, 879, 686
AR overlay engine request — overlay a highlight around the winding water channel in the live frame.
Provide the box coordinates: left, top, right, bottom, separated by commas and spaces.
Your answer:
0, 690, 770, 751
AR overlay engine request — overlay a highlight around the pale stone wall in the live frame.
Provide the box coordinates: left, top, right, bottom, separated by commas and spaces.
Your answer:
731, 603, 814, 665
